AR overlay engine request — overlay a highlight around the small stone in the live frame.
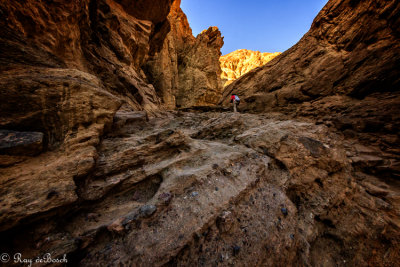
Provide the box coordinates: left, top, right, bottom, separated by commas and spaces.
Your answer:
222, 168, 232, 175
281, 208, 288, 216
191, 191, 199, 197
86, 213, 99, 221
217, 211, 234, 233
0, 130, 44, 156
158, 192, 173, 205
139, 205, 157, 218
107, 218, 125, 234
232, 245, 240, 256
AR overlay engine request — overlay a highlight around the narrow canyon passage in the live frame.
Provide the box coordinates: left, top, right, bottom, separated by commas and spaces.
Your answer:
1, 0, 399, 265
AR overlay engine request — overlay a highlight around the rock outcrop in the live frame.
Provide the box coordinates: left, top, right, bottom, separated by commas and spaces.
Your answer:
221, 0, 400, 119
220, 49, 281, 87
0, 0, 173, 237
0, 0, 221, 237
0, 0, 178, 114
0, 0, 225, 231
221, 0, 400, 178
1, 111, 399, 266
144, 0, 224, 109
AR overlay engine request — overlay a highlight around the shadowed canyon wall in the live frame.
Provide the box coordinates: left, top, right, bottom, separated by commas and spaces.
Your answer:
144, 0, 224, 109
0, 0, 173, 153
0, 0, 223, 233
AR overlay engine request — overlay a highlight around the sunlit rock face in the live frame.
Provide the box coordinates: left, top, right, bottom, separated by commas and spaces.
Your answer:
144, 0, 224, 109
221, 0, 400, 165
220, 49, 281, 87
221, 0, 400, 112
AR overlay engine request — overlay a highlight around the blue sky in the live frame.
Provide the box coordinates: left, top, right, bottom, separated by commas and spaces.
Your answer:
181, 0, 329, 55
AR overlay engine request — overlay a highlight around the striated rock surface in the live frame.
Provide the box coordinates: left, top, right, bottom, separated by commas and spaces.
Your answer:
221, 0, 400, 178
1, 111, 399, 266
0, 0, 174, 236
0, 0, 179, 114
0, 0, 224, 234
144, 0, 224, 109
221, 0, 400, 116
220, 49, 281, 87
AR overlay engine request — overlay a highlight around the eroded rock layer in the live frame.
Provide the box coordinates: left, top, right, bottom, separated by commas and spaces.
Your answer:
221, 0, 400, 119
221, 0, 400, 179
0, 0, 221, 238
144, 0, 224, 109
1, 111, 399, 266
220, 49, 281, 87
0, 0, 225, 233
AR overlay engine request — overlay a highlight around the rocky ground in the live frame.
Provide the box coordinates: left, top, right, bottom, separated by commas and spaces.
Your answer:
1, 108, 399, 266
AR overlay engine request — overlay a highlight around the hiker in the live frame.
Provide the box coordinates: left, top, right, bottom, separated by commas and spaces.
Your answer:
230, 94, 240, 112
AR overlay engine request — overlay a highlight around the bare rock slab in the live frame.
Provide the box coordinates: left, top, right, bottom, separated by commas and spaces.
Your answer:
0, 130, 43, 156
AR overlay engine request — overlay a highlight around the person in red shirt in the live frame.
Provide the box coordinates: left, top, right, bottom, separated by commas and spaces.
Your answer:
230, 94, 240, 112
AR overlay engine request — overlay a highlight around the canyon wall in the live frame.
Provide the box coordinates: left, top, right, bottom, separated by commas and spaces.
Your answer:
0, 0, 222, 234
0, 0, 173, 154
221, 0, 400, 174
221, 0, 400, 127
0, 0, 223, 154
220, 49, 281, 87
1, 0, 400, 266
144, 0, 224, 109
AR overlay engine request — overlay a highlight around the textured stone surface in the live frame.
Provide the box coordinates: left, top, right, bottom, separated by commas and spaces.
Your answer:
0, 130, 43, 156
220, 49, 281, 87
1, 111, 399, 266
0, 0, 174, 116
0, 0, 172, 233
221, 0, 400, 111
220, 0, 400, 179
144, 0, 224, 109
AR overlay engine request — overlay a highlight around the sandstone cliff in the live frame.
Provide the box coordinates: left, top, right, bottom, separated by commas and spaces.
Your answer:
220, 49, 281, 87
221, 0, 400, 128
221, 0, 400, 178
0, 0, 176, 233
144, 0, 224, 109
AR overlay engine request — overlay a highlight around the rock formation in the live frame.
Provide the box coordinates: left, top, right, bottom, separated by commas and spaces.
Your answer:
144, 0, 224, 109
1, 0, 400, 266
219, 1, 400, 263
220, 49, 281, 87
221, 0, 400, 181
0, 0, 221, 237
1, 110, 399, 266
221, 0, 400, 127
